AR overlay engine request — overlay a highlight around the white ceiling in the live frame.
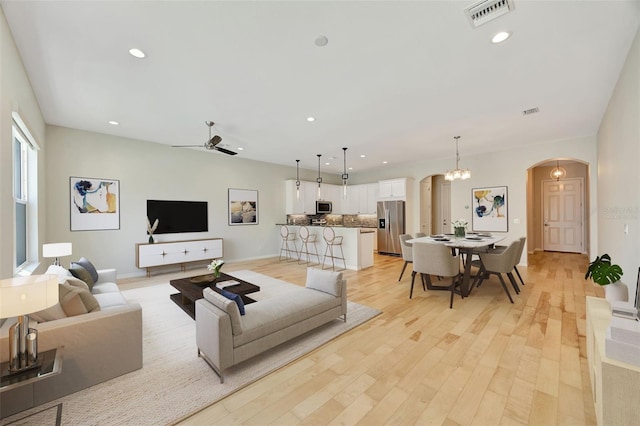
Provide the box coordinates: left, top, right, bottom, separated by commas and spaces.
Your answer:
2, 1, 639, 175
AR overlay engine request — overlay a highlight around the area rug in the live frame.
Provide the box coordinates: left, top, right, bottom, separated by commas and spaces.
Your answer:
1, 280, 380, 426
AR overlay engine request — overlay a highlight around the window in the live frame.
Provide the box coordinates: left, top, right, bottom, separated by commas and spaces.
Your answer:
12, 113, 38, 272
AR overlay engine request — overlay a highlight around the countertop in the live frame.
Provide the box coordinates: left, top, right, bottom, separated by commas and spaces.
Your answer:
276, 223, 376, 229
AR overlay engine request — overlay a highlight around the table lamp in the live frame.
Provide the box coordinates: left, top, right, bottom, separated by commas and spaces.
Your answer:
0, 274, 58, 373
42, 242, 72, 266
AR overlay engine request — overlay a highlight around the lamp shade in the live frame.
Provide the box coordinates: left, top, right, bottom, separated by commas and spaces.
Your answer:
0, 274, 58, 318
42, 242, 72, 258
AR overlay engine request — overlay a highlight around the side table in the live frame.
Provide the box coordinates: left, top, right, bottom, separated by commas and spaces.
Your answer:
0, 347, 64, 419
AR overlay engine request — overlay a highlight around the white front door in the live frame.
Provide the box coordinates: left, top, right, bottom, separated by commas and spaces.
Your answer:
543, 178, 583, 253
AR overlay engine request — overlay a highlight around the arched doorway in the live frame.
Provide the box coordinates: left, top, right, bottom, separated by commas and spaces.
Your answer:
526, 158, 591, 255
419, 175, 450, 235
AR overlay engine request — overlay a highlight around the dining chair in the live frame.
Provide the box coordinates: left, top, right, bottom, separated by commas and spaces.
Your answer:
411, 242, 462, 308
398, 234, 413, 281
488, 236, 527, 286
473, 240, 519, 303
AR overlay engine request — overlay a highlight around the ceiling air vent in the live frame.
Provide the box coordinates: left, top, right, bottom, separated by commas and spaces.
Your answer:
465, 0, 515, 28
522, 107, 540, 116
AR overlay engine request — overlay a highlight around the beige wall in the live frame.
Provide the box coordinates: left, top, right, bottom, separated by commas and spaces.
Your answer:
44, 125, 329, 277
597, 28, 640, 301
0, 7, 47, 279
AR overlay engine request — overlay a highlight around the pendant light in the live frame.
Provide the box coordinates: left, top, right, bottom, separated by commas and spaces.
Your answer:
295, 160, 301, 200
316, 154, 323, 199
444, 136, 471, 181
550, 160, 566, 181
342, 147, 349, 199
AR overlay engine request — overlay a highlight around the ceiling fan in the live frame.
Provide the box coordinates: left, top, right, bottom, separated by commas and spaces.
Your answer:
172, 121, 237, 155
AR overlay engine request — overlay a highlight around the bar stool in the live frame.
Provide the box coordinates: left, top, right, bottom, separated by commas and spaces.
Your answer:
279, 225, 299, 261
322, 226, 346, 271
298, 226, 320, 265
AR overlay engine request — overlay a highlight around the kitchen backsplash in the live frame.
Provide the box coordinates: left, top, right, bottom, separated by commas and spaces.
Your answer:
287, 214, 376, 227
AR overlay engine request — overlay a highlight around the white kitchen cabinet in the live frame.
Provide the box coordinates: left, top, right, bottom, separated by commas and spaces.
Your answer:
285, 180, 317, 214
379, 178, 407, 200
367, 183, 379, 213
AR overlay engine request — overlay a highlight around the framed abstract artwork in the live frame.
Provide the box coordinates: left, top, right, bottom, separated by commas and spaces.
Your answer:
70, 177, 120, 231
471, 186, 508, 233
228, 188, 258, 225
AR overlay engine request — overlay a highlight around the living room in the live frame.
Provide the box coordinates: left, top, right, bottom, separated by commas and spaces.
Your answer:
1, 1, 639, 424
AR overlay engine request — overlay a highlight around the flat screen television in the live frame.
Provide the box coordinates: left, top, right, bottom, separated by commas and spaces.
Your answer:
146, 200, 208, 234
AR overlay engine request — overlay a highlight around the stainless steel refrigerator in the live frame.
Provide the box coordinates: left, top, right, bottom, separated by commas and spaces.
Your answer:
377, 200, 405, 256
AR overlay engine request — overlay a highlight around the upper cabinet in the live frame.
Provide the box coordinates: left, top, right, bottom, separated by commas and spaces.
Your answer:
340, 183, 378, 214
285, 180, 317, 214
378, 178, 409, 200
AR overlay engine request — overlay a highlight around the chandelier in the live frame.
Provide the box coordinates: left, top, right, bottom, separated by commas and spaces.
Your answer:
550, 160, 566, 181
445, 136, 471, 181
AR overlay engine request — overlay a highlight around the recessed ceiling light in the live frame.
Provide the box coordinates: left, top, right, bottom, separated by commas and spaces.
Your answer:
348, 167, 353, 170
108, 121, 119, 125
306, 117, 315, 122
491, 31, 511, 44
325, 162, 330, 166
128, 48, 146, 58
237, 147, 244, 151
360, 154, 366, 158
382, 161, 388, 164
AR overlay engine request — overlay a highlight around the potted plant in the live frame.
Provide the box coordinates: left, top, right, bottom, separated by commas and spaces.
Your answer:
585, 253, 628, 302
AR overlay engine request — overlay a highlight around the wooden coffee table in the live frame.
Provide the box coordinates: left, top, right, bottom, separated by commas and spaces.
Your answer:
169, 272, 260, 319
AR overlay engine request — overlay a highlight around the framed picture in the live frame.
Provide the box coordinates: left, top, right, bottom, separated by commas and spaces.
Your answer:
471, 186, 508, 232
70, 176, 120, 231
228, 188, 258, 225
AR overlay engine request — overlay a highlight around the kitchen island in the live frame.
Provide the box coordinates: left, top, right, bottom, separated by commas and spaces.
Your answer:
277, 225, 375, 271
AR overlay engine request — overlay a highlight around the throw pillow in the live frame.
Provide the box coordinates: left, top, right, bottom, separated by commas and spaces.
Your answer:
74, 257, 99, 283
64, 276, 90, 291
305, 267, 343, 297
29, 303, 67, 322
220, 289, 246, 315
58, 283, 101, 317
69, 264, 95, 291
202, 287, 243, 335
45, 264, 72, 284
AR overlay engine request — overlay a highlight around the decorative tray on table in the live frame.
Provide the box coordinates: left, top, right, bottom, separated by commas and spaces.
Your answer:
189, 274, 218, 284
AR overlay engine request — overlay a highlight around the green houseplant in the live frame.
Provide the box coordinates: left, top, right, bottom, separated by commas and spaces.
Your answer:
585, 254, 627, 301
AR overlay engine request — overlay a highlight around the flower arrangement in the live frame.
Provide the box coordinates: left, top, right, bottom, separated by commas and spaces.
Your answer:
452, 219, 467, 237
452, 219, 468, 228
208, 259, 225, 278
146, 217, 159, 243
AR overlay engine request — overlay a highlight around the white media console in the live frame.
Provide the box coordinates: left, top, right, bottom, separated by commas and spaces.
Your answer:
136, 238, 223, 277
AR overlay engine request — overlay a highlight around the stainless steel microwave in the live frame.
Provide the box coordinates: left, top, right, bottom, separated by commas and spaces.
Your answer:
316, 201, 332, 214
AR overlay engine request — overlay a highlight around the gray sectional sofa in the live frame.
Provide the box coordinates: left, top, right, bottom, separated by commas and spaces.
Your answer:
195, 268, 347, 382
0, 265, 142, 418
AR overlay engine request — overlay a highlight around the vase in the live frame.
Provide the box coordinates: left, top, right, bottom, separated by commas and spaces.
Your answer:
149, 235, 154, 244
454, 227, 465, 238
604, 281, 628, 302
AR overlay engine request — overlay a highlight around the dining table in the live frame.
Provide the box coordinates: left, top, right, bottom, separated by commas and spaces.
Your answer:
407, 234, 506, 297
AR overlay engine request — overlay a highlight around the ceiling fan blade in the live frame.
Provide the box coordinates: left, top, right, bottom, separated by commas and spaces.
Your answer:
171, 144, 205, 148
214, 146, 238, 156
209, 135, 222, 146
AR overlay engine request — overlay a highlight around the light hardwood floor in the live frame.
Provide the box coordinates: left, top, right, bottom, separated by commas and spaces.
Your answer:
126, 251, 600, 425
